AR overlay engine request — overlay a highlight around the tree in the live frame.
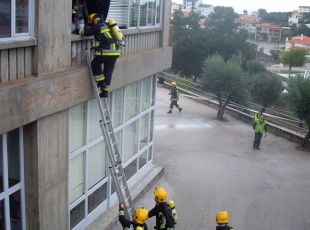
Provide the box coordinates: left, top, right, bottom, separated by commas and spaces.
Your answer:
171, 29, 256, 80
297, 23, 310, 36
170, 10, 202, 45
280, 47, 309, 73
288, 75, 310, 148
250, 73, 283, 108
206, 6, 239, 35
246, 60, 266, 75
201, 54, 249, 120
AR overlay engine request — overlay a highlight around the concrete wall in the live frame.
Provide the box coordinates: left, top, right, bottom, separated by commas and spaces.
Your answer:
24, 110, 69, 230
0, 47, 172, 135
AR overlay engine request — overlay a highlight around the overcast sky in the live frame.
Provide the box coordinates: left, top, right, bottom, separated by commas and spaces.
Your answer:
172, 0, 310, 14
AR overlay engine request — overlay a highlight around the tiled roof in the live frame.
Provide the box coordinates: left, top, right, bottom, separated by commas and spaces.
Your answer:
287, 35, 310, 45
256, 23, 281, 30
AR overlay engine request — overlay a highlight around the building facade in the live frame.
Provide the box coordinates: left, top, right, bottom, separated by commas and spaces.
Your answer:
255, 23, 282, 42
0, 0, 172, 229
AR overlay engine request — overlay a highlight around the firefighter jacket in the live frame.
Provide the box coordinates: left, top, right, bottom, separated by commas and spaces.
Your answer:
253, 118, 267, 134
119, 211, 148, 230
148, 202, 175, 230
216, 225, 235, 230
83, 20, 120, 57
170, 87, 179, 102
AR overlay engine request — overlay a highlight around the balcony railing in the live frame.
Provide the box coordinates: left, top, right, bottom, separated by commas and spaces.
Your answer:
0, 28, 163, 83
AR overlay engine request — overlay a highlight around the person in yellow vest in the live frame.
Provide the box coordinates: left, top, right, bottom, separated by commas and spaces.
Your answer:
216, 211, 235, 230
253, 114, 267, 150
118, 203, 149, 230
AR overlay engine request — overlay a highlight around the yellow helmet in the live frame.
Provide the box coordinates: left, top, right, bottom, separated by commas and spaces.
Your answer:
133, 207, 148, 224
171, 82, 177, 86
154, 187, 167, 203
216, 211, 229, 224
88, 13, 99, 25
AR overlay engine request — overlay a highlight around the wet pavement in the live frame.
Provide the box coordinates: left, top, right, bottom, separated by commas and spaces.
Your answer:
111, 86, 310, 230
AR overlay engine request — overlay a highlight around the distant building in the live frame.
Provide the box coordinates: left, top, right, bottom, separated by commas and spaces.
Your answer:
239, 14, 260, 23
181, 0, 214, 17
285, 34, 310, 50
256, 23, 282, 42
298, 6, 310, 13
288, 11, 303, 25
171, 2, 181, 15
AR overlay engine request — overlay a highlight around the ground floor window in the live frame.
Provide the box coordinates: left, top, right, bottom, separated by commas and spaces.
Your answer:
69, 75, 157, 229
0, 128, 26, 230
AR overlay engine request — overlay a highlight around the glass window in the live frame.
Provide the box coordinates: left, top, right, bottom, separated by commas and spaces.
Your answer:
125, 81, 140, 121
139, 114, 149, 150
128, 0, 161, 28
141, 77, 151, 112
70, 200, 85, 229
88, 142, 106, 190
139, 150, 147, 170
0, 128, 25, 230
0, 0, 31, 39
112, 88, 124, 128
70, 152, 85, 204
88, 183, 107, 213
129, 0, 139, 27
88, 99, 102, 142
70, 104, 86, 153
123, 120, 139, 162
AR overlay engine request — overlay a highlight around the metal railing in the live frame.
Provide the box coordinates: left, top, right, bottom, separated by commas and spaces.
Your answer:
158, 71, 308, 136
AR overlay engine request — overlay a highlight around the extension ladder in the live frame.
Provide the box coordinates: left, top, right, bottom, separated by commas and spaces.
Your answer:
85, 48, 134, 220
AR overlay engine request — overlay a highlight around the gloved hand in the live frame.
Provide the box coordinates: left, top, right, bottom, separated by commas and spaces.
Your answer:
74, 29, 83, 35
119, 203, 124, 215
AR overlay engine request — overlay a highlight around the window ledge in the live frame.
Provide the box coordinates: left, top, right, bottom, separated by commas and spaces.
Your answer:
0, 38, 37, 50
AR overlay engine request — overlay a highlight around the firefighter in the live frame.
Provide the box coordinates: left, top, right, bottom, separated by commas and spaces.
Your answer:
148, 187, 175, 230
118, 203, 148, 230
74, 13, 122, 98
216, 211, 235, 230
167, 82, 182, 114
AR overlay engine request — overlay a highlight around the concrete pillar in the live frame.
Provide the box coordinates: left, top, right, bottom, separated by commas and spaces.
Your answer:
24, 110, 69, 230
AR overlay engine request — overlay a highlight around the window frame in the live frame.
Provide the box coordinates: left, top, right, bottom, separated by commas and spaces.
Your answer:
0, 0, 34, 42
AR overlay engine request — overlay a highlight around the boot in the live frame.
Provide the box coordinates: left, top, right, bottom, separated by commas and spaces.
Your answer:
167, 110, 172, 114
99, 91, 108, 98
96, 80, 106, 88
179, 108, 182, 113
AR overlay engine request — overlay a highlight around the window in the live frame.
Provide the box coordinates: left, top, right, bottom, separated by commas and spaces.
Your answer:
0, 128, 26, 230
107, 0, 161, 28
0, 0, 33, 40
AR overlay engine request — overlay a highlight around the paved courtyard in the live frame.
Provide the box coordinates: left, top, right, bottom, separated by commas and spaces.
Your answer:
111, 86, 310, 230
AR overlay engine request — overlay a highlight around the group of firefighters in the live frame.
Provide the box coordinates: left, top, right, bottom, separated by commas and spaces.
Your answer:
118, 187, 234, 230
73, 5, 236, 230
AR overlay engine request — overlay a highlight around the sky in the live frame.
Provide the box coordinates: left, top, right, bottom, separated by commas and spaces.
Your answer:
173, 0, 310, 14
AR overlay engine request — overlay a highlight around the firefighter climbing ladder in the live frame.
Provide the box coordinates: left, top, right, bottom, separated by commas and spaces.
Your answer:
85, 48, 134, 220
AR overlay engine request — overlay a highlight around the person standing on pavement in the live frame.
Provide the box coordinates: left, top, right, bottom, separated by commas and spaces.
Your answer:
253, 114, 267, 150
253, 110, 262, 121
148, 187, 175, 230
216, 211, 235, 230
118, 203, 149, 230
167, 82, 182, 114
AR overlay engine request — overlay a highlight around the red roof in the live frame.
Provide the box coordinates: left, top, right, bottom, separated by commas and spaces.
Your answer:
287, 35, 310, 45
256, 23, 281, 30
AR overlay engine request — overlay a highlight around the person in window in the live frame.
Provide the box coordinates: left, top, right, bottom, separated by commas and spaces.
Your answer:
72, 0, 89, 32
86, 0, 111, 21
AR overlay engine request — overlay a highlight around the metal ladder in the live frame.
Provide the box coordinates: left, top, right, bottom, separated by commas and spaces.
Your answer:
85, 48, 134, 219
